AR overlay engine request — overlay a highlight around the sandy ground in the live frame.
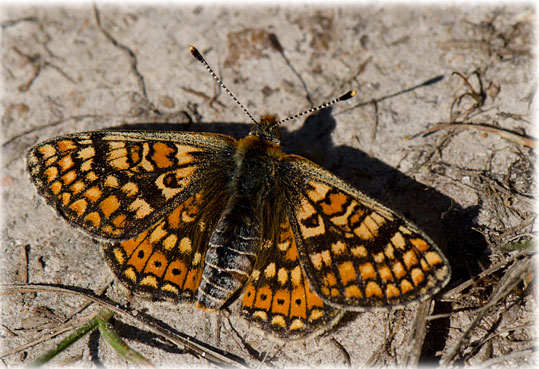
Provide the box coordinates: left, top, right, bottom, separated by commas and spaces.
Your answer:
1, 3, 535, 368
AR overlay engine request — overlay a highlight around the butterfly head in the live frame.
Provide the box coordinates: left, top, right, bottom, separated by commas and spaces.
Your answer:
249, 114, 281, 145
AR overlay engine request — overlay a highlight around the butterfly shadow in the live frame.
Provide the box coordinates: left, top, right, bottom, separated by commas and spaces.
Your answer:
115, 107, 488, 360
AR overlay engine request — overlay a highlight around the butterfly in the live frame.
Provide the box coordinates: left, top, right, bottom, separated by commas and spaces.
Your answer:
26, 45, 451, 340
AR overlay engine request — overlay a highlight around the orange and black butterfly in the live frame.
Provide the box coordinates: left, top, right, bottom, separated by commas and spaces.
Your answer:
26, 46, 450, 340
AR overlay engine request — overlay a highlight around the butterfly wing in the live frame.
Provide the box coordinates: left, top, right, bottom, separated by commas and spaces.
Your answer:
282, 155, 451, 310
27, 130, 236, 302
240, 212, 343, 339
26, 130, 235, 240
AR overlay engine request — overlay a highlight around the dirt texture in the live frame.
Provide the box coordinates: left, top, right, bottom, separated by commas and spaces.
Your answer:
1, 4, 535, 368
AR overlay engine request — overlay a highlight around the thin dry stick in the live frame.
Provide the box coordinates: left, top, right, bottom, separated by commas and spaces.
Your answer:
0, 316, 91, 358
490, 215, 535, 242
475, 348, 534, 368
442, 249, 531, 300
409, 122, 536, 148
401, 300, 432, 367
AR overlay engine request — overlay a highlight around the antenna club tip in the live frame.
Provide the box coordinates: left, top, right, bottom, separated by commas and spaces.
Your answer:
340, 89, 358, 101
189, 45, 204, 62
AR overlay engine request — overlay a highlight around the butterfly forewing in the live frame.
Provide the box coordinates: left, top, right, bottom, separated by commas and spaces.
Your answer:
26, 131, 236, 240
283, 156, 451, 310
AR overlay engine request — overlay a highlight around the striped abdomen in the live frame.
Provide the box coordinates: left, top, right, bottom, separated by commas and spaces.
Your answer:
195, 197, 261, 310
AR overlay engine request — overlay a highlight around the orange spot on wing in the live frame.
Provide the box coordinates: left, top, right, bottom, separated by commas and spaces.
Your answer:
57, 140, 77, 152
386, 283, 400, 298
306, 181, 331, 202
331, 241, 347, 255
60, 192, 71, 206
271, 289, 291, 315
378, 265, 394, 281
324, 272, 337, 287
285, 239, 298, 261
69, 180, 85, 195
410, 238, 430, 252
112, 214, 127, 228
400, 279, 413, 294
290, 287, 307, 318
69, 199, 87, 216
38, 144, 56, 159
254, 285, 273, 310
351, 245, 368, 258
354, 222, 374, 240
84, 211, 101, 227
425, 251, 443, 266
344, 285, 362, 298
112, 247, 125, 264
164, 259, 188, 287
163, 234, 178, 250
61, 170, 76, 185
128, 144, 141, 164
392, 261, 406, 279
121, 182, 138, 196
242, 284, 256, 308
100, 195, 120, 217
144, 251, 168, 277
359, 262, 376, 280
127, 240, 153, 273
84, 186, 102, 203
44, 167, 58, 182
58, 155, 74, 172
403, 249, 419, 269
349, 207, 365, 227
391, 232, 406, 249
411, 268, 425, 286
105, 175, 119, 188
365, 281, 383, 298
50, 181, 62, 195
167, 205, 182, 229
338, 261, 357, 285
151, 142, 174, 168
373, 252, 385, 264
320, 192, 347, 215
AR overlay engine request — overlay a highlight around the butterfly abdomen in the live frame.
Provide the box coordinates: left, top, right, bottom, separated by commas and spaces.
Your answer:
196, 135, 282, 310
196, 197, 261, 310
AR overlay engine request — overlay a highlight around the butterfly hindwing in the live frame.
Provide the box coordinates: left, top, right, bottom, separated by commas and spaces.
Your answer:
240, 213, 343, 339
103, 186, 229, 302
26, 131, 236, 240
283, 156, 451, 310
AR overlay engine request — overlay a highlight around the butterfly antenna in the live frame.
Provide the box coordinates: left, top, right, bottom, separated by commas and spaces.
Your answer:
189, 45, 258, 125
273, 90, 357, 127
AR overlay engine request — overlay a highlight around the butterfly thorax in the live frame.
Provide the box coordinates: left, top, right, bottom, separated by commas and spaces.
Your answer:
195, 125, 285, 310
